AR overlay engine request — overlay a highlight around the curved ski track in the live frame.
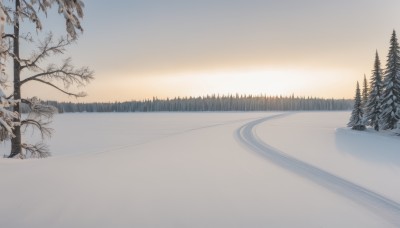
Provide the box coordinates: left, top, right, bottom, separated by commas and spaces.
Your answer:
236, 113, 400, 226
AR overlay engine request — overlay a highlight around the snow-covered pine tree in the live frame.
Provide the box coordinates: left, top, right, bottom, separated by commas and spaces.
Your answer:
348, 81, 366, 130
395, 109, 400, 135
364, 51, 383, 131
0, 0, 94, 158
0, 88, 19, 142
361, 74, 369, 108
380, 30, 400, 130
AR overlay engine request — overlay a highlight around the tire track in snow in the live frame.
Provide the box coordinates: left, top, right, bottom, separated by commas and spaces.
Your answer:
92, 116, 262, 156
236, 113, 400, 226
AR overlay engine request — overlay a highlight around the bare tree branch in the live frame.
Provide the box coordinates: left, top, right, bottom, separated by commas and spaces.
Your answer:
2, 33, 14, 39
20, 33, 69, 71
21, 142, 51, 159
26, 78, 87, 97
18, 51, 94, 98
22, 97, 58, 119
20, 67, 93, 85
21, 118, 52, 140
19, 70, 58, 84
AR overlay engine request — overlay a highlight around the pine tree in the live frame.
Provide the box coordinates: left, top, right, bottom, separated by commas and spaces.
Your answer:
0, 88, 19, 142
380, 30, 400, 130
361, 74, 369, 108
365, 51, 383, 131
348, 82, 366, 130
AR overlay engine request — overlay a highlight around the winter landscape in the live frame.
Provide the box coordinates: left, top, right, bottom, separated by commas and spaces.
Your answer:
1, 1, 400, 228
1, 112, 399, 227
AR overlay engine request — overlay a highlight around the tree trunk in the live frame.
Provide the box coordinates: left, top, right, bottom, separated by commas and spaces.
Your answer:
9, 0, 21, 158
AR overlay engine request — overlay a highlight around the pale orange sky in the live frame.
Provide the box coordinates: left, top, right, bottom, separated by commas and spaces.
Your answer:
9, 0, 400, 102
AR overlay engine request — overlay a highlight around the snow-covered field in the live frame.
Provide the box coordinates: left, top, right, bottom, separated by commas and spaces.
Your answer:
0, 112, 399, 227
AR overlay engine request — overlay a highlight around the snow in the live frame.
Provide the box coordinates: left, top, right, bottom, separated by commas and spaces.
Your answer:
0, 112, 399, 227
256, 112, 400, 201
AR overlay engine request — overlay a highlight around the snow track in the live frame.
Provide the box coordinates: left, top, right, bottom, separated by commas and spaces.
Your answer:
92, 116, 259, 156
236, 113, 400, 226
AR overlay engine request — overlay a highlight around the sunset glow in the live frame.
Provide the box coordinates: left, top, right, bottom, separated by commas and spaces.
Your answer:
13, 0, 400, 102
121, 68, 356, 100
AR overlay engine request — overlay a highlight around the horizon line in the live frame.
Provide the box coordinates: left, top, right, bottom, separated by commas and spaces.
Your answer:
49, 93, 353, 104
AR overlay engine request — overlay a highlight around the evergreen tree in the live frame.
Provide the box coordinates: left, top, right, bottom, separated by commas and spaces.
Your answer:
348, 82, 366, 130
0, 88, 19, 141
380, 30, 400, 130
365, 51, 383, 131
362, 74, 369, 108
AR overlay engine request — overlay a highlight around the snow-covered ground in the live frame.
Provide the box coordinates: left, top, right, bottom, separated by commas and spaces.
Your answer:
0, 112, 399, 227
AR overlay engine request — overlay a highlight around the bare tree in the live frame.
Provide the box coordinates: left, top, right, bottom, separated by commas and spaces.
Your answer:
0, 0, 93, 158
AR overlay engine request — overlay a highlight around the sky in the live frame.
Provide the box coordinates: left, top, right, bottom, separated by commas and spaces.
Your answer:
8, 0, 400, 102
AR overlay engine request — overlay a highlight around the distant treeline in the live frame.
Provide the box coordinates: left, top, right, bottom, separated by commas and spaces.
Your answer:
34, 95, 353, 113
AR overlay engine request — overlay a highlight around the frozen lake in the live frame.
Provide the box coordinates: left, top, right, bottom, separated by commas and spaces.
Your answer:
0, 112, 399, 227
